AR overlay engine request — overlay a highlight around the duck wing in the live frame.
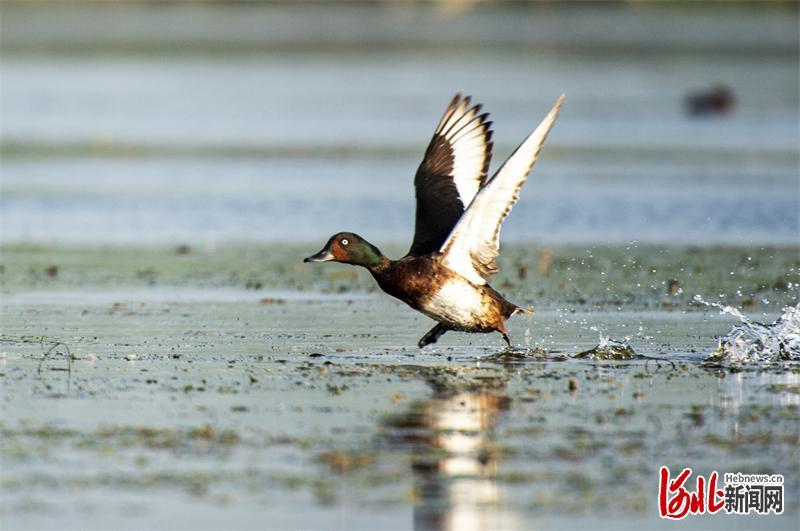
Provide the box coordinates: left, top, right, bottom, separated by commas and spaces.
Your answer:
440, 95, 564, 285
407, 93, 494, 256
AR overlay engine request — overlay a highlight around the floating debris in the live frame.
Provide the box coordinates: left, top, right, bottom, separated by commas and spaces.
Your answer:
573, 337, 639, 360
697, 296, 800, 366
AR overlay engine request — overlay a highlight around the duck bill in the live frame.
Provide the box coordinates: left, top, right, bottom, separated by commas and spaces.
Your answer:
304, 248, 335, 263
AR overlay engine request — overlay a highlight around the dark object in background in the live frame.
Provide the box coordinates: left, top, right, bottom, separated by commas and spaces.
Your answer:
685, 84, 736, 117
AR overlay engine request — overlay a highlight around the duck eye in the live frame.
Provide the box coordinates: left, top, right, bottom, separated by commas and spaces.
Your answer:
341, 238, 349, 246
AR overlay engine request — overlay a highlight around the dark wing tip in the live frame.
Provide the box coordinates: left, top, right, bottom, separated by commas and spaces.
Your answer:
448, 92, 471, 109
481, 140, 494, 186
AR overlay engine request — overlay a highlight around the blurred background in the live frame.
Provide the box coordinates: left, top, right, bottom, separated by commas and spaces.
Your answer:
1, 0, 798, 248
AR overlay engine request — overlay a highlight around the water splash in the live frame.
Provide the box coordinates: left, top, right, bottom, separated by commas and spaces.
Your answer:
695, 295, 800, 365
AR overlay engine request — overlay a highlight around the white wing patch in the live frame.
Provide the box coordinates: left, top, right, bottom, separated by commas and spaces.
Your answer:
441, 95, 565, 285
434, 95, 492, 208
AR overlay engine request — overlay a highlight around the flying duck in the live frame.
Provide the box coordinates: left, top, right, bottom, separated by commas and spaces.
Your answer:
305, 93, 564, 347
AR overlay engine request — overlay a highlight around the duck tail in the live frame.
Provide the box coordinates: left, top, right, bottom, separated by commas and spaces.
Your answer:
490, 287, 531, 319
511, 305, 533, 317
503, 303, 532, 320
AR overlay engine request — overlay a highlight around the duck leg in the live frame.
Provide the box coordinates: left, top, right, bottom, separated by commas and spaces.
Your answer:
501, 332, 512, 348
498, 322, 513, 348
418, 323, 450, 348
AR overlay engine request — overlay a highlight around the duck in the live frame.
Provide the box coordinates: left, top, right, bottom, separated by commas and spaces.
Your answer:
305, 93, 564, 348
685, 84, 735, 117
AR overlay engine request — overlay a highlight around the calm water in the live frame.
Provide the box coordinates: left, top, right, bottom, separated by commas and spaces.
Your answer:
1, 3, 798, 246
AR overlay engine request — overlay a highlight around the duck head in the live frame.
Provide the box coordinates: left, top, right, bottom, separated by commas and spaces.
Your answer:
304, 232, 386, 268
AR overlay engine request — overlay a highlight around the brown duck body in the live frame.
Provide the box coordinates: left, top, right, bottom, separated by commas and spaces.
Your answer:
369, 255, 520, 334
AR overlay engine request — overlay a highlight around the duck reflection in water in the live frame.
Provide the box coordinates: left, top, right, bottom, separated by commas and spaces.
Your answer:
382, 381, 519, 531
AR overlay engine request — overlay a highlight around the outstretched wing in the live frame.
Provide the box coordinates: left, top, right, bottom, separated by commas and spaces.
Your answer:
407, 93, 493, 257
440, 95, 564, 285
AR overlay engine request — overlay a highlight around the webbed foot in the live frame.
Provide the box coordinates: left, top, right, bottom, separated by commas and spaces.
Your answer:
418, 323, 450, 348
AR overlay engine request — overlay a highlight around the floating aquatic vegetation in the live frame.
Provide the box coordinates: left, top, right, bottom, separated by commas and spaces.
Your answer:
317, 450, 373, 475
480, 346, 555, 365
696, 295, 800, 366
573, 337, 639, 360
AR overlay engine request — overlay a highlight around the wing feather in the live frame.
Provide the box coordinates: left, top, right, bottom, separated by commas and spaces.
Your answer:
440, 95, 564, 285
407, 93, 494, 257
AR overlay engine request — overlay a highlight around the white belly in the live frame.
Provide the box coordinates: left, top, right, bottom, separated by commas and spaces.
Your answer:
420, 278, 488, 330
